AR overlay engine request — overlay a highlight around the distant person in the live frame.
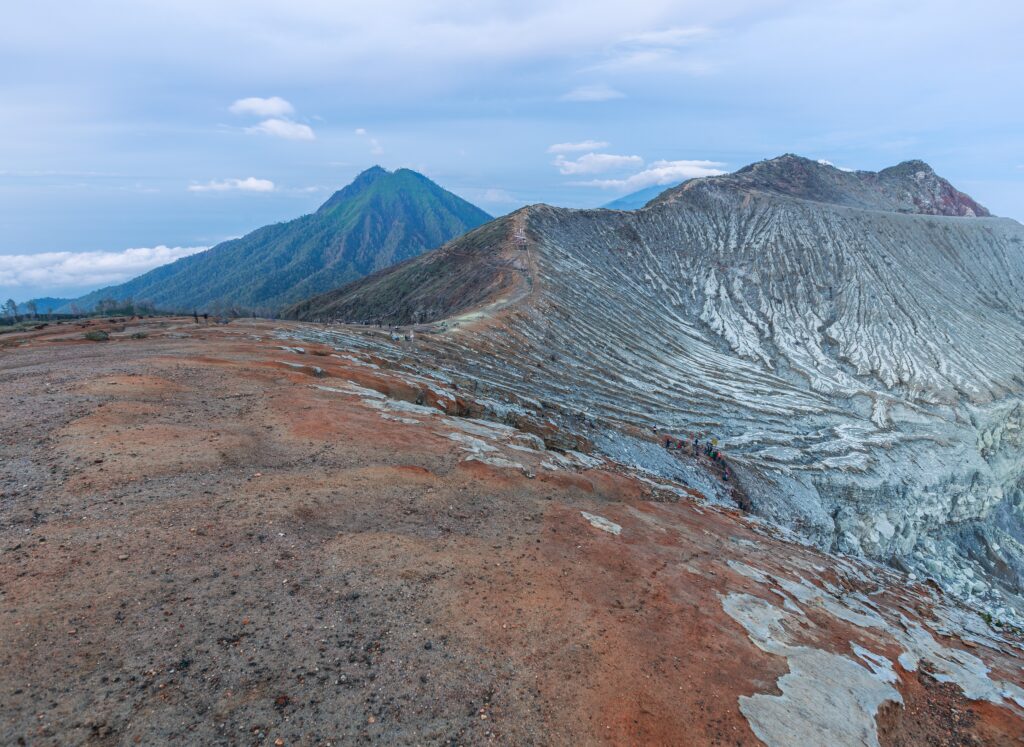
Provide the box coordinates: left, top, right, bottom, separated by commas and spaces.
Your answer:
203, 313, 208, 324
193, 310, 199, 324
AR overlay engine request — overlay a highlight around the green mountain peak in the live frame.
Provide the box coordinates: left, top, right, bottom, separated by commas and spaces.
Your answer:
65, 168, 491, 314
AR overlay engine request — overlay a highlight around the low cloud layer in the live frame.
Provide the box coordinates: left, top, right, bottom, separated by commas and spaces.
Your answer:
188, 177, 275, 193
578, 159, 726, 190
0, 245, 208, 295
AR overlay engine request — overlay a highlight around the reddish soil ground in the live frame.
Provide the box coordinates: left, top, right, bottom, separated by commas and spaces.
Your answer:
1, 318, 1021, 745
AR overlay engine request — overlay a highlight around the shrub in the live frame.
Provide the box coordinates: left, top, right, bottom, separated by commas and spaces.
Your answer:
84, 330, 110, 341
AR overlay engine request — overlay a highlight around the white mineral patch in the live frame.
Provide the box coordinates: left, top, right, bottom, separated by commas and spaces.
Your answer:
851, 644, 899, 685
366, 398, 438, 416
314, 381, 385, 399
379, 414, 420, 425
721, 592, 900, 747
445, 432, 498, 453
580, 511, 621, 535
463, 454, 530, 474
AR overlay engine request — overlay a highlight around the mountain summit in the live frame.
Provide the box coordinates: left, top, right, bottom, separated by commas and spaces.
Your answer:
656, 154, 990, 216
65, 167, 491, 313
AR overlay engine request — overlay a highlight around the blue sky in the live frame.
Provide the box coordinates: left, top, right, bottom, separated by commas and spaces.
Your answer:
2, 0, 1023, 302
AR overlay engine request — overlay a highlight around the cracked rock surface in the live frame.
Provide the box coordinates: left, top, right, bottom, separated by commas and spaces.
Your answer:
288, 155, 1024, 622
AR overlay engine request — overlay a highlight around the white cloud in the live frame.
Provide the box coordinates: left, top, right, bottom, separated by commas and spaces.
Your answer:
547, 140, 610, 154
554, 152, 642, 175
0, 246, 208, 291
229, 96, 295, 117
560, 84, 625, 102
817, 158, 854, 172
246, 118, 315, 141
355, 128, 384, 154
187, 177, 275, 193
577, 159, 727, 189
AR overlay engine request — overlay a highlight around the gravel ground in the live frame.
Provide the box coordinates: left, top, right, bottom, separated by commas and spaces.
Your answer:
2, 318, 1022, 746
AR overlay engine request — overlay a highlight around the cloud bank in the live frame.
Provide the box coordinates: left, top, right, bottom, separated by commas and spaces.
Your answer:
0, 245, 209, 293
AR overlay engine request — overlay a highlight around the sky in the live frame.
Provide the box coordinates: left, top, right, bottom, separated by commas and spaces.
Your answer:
1, 0, 1023, 302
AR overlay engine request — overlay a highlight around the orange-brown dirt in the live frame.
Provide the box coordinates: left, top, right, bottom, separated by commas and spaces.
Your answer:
1, 317, 1022, 745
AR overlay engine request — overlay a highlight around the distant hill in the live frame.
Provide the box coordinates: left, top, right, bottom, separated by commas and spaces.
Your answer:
601, 182, 682, 210
15, 297, 72, 315
62, 167, 491, 314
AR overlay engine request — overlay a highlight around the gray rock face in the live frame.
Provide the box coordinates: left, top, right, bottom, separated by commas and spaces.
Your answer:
290, 156, 1024, 620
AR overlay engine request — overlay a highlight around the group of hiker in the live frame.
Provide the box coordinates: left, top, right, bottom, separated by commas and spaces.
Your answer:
663, 433, 730, 481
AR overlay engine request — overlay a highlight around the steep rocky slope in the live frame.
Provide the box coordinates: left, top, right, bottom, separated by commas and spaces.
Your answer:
64, 167, 490, 314
287, 156, 1024, 622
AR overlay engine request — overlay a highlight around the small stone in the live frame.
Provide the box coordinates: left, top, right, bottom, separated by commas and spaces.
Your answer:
118, 554, 129, 561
